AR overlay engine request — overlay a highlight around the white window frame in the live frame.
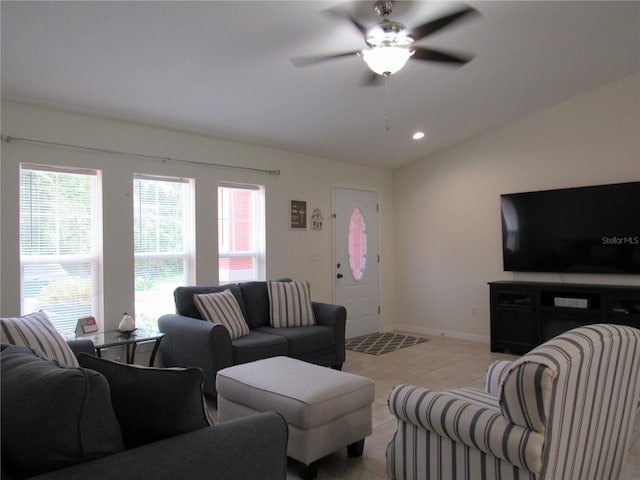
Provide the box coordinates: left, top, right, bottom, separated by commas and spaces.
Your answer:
218, 182, 266, 283
133, 174, 195, 329
19, 163, 103, 334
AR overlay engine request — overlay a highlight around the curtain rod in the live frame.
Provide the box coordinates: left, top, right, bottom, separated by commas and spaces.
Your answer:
1, 134, 280, 176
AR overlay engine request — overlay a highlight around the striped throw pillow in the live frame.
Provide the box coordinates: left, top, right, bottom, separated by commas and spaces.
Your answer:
0, 311, 79, 367
193, 290, 250, 339
268, 280, 316, 328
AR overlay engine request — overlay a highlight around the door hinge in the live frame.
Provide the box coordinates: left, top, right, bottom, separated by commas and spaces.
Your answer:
378, 305, 381, 314
378, 255, 380, 263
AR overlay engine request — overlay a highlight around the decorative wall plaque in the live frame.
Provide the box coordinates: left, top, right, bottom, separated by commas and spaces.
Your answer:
290, 200, 307, 230
311, 208, 323, 230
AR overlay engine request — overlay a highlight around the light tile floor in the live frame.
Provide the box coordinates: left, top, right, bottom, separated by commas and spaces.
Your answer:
210, 334, 640, 480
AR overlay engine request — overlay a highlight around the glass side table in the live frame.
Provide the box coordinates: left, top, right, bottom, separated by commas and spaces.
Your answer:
77, 328, 165, 366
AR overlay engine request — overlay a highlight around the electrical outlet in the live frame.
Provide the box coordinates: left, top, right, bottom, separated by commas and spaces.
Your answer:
471, 305, 478, 318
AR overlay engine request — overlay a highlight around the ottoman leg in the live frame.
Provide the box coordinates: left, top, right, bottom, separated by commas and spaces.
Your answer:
299, 461, 318, 480
347, 439, 365, 457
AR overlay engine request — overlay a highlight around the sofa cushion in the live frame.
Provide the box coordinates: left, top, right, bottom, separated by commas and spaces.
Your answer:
268, 280, 316, 328
231, 330, 289, 365
238, 281, 272, 328
78, 354, 212, 449
1, 344, 125, 479
194, 290, 250, 339
254, 325, 335, 356
174, 284, 247, 321
1, 310, 79, 367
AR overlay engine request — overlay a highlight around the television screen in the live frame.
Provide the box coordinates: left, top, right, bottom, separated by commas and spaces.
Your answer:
501, 182, 640, 274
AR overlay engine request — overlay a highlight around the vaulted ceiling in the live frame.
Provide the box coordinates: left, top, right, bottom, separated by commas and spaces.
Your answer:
2, 1, 639, 169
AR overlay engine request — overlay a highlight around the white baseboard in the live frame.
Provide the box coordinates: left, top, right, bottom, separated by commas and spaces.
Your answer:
385, 323, 490, 344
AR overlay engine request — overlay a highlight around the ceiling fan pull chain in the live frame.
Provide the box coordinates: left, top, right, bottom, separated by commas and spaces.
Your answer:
384, 73, 390, 132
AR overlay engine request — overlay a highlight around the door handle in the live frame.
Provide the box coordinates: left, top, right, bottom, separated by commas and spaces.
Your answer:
337, 273, 344, 279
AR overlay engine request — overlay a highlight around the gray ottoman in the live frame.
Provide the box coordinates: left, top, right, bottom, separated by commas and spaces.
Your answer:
216, 356, 375, 480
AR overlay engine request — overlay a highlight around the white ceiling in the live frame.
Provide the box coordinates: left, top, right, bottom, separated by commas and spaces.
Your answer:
2, 1, 639, 170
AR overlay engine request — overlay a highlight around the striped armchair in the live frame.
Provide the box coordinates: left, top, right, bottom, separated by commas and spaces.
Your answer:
386, 324, 640, 480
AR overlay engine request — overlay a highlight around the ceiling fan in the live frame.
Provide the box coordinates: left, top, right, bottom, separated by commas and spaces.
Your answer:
291, 0, 480, 85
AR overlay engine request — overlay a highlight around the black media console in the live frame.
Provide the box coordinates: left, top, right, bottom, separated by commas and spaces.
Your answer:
489, 281, 640, 354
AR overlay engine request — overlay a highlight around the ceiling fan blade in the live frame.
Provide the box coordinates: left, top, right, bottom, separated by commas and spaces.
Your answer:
412, 46, 473, 65
361, 70, 384, 87
323, 7, 368, 36
410, 6, 479, 41
290, 51, 360, 68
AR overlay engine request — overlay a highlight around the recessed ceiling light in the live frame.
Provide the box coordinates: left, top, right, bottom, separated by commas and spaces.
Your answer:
412, 131, 425, 140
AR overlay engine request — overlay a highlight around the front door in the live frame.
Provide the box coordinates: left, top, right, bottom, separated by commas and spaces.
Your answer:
333, 187, 380, 338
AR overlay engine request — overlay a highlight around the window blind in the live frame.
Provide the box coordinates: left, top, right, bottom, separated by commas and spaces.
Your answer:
20, 164, 101, 334
133, 174, 194, 329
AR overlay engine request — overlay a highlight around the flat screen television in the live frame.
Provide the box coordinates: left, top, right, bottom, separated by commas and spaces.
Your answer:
500, 181, 640, 274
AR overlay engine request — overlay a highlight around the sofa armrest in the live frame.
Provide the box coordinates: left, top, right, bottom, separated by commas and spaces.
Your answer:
484, 360, 513, 394
29, 412, 289, 480
312, 302, 346, 366
157, 313, 233, 396
66, 339, 96, 357
388, 384, 544, 474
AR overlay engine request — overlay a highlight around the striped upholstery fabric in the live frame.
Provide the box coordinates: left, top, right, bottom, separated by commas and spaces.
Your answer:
193, 290, 250, 339
0, 311, 79, 367
447, 387, 501, 410
485, 359, 512, 395
522, 324, 640, 480
501, 361, 554, 433
267, 280, 316, 328
386, 324, 640, 480
387, 385, 544, 477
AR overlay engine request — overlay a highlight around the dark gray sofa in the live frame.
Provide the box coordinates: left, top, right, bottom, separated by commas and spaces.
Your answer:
158, 280, 347, 397
1, 343, 288, 480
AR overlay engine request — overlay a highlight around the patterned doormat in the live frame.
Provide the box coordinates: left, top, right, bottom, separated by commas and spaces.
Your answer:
345, 332, 430, 356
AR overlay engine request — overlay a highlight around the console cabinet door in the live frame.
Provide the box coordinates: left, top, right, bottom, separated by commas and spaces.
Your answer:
491, 309, 539, 354
490, 286, 540, 354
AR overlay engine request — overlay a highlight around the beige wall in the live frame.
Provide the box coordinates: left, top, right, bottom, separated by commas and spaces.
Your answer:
1, 103, 395, 333
393, 72, 640, 341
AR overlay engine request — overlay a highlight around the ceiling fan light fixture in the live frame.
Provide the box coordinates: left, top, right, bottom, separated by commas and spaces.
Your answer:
362, 46, 414, 76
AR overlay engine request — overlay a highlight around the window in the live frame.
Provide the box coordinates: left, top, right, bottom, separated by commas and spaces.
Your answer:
134, 175, 194, 330
218, 183, 265, 283
348, 207, 367, 281
20, 164, 102, 334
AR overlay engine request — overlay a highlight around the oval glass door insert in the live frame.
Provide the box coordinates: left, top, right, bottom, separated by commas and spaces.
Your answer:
348, 207, 367, 281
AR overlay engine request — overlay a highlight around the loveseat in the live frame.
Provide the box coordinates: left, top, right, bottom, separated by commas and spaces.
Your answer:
158, 280, 346, 397
1, 342, 289, 480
